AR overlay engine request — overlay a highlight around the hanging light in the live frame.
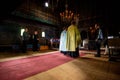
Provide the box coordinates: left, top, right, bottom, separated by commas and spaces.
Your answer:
45, 2, 49, 7
59, 1, 79, 24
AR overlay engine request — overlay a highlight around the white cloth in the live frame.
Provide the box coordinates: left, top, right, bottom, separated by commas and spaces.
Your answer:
59, 30, 67, 51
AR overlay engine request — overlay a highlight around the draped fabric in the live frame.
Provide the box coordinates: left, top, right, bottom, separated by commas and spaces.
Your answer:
66, 24, 82, 51
59, 30, 67, 51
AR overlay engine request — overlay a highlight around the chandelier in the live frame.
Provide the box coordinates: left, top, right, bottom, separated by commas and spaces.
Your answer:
60, 2, 79, 24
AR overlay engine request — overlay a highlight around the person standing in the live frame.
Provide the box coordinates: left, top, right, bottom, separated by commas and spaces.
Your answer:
59, 27, 68, 55
50, 38, 53, 49
32, 30, 39, 51
22, 28, 29, 53
88, 26, 96, 50
94, 23, 103, 57
66, 20, 82, 58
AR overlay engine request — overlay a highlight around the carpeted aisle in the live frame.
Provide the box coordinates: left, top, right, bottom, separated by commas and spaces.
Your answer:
0, 51, 84, 80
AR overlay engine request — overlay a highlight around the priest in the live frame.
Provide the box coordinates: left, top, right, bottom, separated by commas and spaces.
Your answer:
66, 20, 82, 58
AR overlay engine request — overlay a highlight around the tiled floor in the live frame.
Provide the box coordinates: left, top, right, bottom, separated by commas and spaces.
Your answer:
0, 49, 120, 80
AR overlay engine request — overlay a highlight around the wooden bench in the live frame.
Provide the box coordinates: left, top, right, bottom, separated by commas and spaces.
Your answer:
108, 38, 120, 61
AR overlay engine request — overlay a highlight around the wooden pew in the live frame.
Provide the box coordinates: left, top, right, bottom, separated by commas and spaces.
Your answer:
108, 38, 120, 61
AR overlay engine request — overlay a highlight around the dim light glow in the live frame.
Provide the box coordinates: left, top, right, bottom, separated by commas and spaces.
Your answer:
21, 29, 25, 36
42, 31, 45, 37
45, 2, 48, 7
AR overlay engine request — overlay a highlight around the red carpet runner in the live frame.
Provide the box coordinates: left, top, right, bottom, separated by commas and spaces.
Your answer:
0, 51, 84, 80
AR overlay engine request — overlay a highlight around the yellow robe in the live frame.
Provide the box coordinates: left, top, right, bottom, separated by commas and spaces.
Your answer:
66, 24, 81, 51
